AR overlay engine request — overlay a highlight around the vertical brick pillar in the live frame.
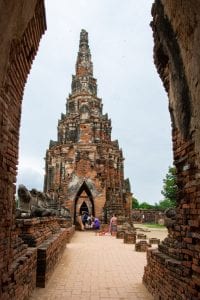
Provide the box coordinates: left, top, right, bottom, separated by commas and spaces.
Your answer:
143, 1, 200, 299
0, 0, 46, 296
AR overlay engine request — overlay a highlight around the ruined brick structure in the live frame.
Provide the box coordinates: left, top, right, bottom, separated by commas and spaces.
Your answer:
1, 1, 200, 299
0, 1, 46, 299
44, 30, 132, 223
143, 1, 200, 299
132, 209, 165, 224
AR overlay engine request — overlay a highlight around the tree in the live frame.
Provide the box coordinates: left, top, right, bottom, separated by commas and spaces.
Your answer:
139, 202, 154, 209
158, 199, 174, 209
161, 166, 177, 207
132, 197, 140, 209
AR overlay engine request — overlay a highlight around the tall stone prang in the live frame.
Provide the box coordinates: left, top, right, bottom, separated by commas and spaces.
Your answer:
44, 29, 132, 223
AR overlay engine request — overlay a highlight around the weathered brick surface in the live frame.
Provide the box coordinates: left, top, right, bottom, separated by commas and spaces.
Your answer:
1, 247, 37, 300
135, 241, 151, 252
57, 218, 73, 229
44, 30, 132, 223
124, 231, 136, 244
0, 1, 46, 299
116, 231, 125, 239
66, 225, 76, 243
137, 233, 147, 240
16, 217, 61, 247
149, 238, 160, 245
16, 217, 75, 289
36, 228, 69, 288
143, 1, 200, 299
132, 209, 165, 224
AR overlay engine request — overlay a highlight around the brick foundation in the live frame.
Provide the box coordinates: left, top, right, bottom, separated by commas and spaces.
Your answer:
137, 233, 147, 240
144, 134, 200, 299
116, 231, 125, 239
149, 238, 160, 245
1, 247, 37, 300
124, 232, 136, 244
16, 217, 61, 247
16, 217, 75, 288
36, 228, 69, 287
135, 241, 151, 252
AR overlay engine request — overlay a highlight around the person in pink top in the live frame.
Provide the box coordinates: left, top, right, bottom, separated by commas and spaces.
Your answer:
109, 214, 117, 236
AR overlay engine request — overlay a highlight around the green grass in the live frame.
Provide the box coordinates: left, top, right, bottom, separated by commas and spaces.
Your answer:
142, 223, 166, 229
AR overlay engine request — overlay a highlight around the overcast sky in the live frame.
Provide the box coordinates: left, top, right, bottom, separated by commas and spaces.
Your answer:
17, 0, 172, 204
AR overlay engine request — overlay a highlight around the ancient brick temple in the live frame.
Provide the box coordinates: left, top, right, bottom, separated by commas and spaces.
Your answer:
3, 2, 200, 299
44, 30, 132, 223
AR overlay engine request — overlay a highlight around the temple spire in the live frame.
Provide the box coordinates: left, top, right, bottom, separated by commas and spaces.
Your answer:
71, 29, 97, 96
75, 29, 93, 76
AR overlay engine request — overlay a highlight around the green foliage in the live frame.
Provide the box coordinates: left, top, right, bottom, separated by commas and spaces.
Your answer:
161, 166, 177, 208
158, 199, 175, 209
142, 223, 165, 228
132, 167, 178, 210
132, 197, 140, 208
132, 198, 154, 209
139, 202, 154, 209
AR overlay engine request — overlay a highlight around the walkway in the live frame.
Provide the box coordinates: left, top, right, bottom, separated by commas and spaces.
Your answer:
31, 229, 164, 300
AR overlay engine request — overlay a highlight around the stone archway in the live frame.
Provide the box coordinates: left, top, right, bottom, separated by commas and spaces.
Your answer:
1, 2, 200, 299
74, 181, 95, 223
0, 1, 46, 298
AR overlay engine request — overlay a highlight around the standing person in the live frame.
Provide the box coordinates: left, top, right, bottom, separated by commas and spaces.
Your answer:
110, 214, 117, 236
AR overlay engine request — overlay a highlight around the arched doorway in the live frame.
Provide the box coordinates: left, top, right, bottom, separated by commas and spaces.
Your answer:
80, 201, 89, 215
74, 181, 94, 223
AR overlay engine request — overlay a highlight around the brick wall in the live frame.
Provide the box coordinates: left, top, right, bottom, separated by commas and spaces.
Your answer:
0, 1, 46, 299
132, 209, 165, 224
143, 1, 200, 298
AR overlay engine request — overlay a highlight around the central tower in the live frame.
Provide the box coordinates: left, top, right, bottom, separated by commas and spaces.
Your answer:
44, 30, 132, 223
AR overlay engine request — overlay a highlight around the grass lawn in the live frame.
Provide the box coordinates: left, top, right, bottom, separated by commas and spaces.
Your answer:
142, 223, 166, 229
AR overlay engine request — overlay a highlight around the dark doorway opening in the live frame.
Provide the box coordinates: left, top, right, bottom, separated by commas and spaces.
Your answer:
74, 181, 94, 224
80, 201, 89, 215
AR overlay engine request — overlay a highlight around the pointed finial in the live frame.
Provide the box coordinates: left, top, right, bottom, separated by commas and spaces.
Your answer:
76, 29, 93, 76
71, 29, 97, 96
79, 29, 88, 48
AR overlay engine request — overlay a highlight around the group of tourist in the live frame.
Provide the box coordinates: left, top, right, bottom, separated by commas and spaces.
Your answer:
81, 212, 100, 230
77, 212, 118, 235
